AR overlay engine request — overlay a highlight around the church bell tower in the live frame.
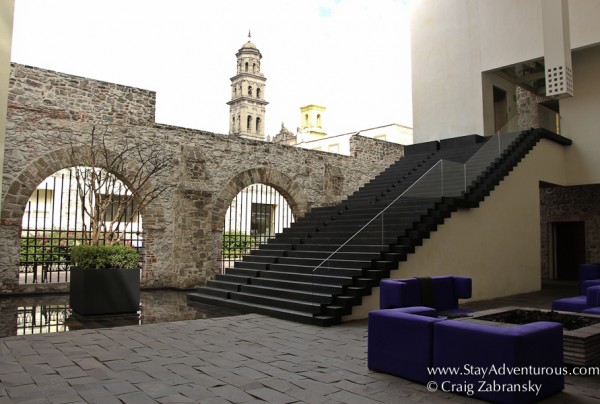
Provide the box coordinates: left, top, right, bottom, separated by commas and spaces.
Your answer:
227, 33, 268, 140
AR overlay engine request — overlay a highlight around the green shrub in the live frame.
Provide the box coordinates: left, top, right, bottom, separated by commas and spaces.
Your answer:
70, 244, 138, 270
222, 231, 255, 258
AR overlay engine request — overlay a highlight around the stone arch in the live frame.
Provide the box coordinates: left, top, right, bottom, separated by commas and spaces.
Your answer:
1, 146, 166, 228
212, 167, 310, 231
1, 145, 169, 290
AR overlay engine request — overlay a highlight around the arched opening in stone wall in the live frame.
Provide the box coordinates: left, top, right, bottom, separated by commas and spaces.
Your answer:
19, 167, 144, 284
222, 183, 295, 272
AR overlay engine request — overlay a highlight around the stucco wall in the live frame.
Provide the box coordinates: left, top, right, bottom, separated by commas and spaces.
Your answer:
1, 64, 405, 294
410, 0, 485, 141
561, 46, 600, 185
411, 0, 600, 143
345, 138, 568, 320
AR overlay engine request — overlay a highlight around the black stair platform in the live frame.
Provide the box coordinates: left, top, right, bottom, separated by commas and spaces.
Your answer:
188, 130, 550, 326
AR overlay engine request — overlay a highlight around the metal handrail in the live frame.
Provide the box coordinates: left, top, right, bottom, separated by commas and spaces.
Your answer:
312, 159, 446, 273
311, 131, 524, 273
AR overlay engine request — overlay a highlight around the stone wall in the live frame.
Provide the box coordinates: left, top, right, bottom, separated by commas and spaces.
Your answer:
540, 183, 600, 279
1, 64, 405, 293
8, 63, 156, 126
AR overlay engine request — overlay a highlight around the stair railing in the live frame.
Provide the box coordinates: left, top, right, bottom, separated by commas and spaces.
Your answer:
311, 130, 528, 276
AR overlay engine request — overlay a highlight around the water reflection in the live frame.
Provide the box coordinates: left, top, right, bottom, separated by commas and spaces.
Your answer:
0, 290, 242, 338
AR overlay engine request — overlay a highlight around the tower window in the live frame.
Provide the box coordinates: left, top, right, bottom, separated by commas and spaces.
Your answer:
245, 62, 248, 72
247, 115, 252, 131
248, 86, 253, 97
317, 114, 322, 128
256, 88, 261, 99
253, 63, 256, 73
256, 117, 261, 132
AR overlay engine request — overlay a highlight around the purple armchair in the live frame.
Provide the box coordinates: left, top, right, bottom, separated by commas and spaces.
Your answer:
368, 306, 443, 383
552, 283, 600, 313
379, 276, 474, 316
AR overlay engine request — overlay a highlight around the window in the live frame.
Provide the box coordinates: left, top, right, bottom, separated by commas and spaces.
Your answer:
253, 63, 256, 73
245, 62, 248, 72
101, 194, 138, 223
250, 203, 274, 237
247, 115, 252, 130
27, 189, 54, 216
317, 114, 322, 128
256, 117, 261, 132
248, 86, 253, 97
256, 88, 261, 99
328, 144, 340, 154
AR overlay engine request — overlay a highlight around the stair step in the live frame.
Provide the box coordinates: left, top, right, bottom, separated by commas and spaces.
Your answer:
230, 291, 323, 314
249, 277, 345, 294
187, 294, 339, 326
207, 280, 241, 291
240, 284, 333, 304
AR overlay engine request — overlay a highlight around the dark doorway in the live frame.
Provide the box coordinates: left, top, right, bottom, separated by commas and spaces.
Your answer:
554, 222, 586, 280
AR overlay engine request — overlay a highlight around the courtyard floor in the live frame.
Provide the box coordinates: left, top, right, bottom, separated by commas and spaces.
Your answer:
0, 282, 598, 403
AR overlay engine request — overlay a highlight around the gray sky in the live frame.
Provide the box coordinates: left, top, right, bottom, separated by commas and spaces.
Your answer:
11, 0, 414, 137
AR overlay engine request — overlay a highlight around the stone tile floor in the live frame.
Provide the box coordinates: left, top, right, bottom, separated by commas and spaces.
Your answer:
0, 282, 598, 403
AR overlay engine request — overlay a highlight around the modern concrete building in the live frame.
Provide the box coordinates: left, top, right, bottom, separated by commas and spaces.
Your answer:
398, 0, 600, 302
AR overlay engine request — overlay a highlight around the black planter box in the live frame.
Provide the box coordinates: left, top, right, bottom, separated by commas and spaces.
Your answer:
69, 267, 140, 316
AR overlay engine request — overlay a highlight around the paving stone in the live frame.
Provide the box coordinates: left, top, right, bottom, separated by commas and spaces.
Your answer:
245, 387, 296, 404
56, 366, 88, 379
289, 378, 340, 395
0, 371, 34, 386
208, 385, 255, 403
156, 394, 195, 403
117, 391, 157, 404
77, 388, 122, 404
103, 381, 139, 395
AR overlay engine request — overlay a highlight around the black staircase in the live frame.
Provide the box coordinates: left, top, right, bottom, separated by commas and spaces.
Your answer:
188, 129, 553, 326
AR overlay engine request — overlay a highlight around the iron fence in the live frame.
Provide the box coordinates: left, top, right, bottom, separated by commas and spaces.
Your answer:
19, 168, 144, 284
222, 183, 295, 271
16, 304, 69, 335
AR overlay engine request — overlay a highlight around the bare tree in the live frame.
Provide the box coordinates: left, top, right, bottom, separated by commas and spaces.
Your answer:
68, 126, 173, 245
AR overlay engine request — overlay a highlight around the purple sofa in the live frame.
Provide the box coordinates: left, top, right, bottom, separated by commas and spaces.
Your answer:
379, 276, 474, 316
433, 320, 564, 403
552, 283, 600, 313
368, 308, 565, 403
579, 263, 600, 294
